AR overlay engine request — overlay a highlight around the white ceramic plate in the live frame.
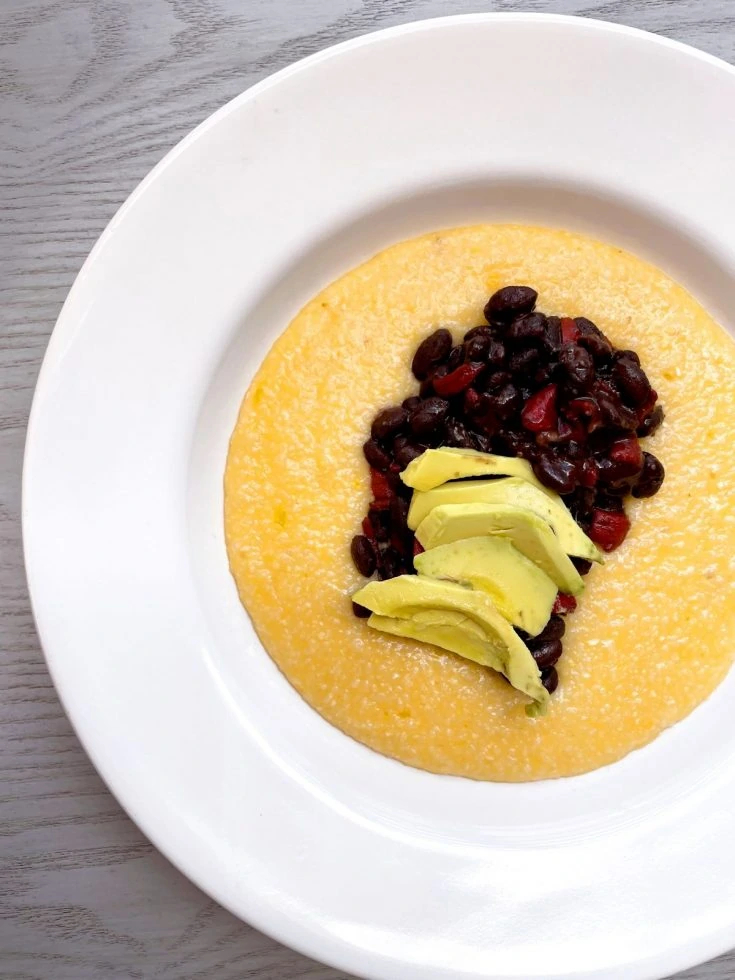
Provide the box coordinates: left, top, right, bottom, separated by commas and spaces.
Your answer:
24, 13, 735, 980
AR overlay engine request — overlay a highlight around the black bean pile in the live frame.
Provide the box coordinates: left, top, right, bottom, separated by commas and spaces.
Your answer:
351, 285, 666, 693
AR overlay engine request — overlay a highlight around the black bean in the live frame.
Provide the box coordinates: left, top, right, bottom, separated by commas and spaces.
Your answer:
484, 285, 538, 323
507, 312, 547, 344
409, 397, 450, 436
571, 556, 593, 575
592, 457, 615, 484
487, 383, 521, 421
422, 429, 446, 449
363, 438, 391, 471
536, 428, 568, 448
484, 339, 505, 367
605, 479, 633, 497
444, 419, 474, 448
612, 358, 652, 407
596, 391, 638, 431
402, 395, 422, 412
485, 369, 512, 391
541, 666, 559, 694
532, 454, 578, 494
420, 364, 448, 397
396, 478, 414, 501
447, 345, 464, 371
586, 428, 613, 454
632, 452, 665, 498
534, 363, 557, 386
566, 440, 587, 460
351, 535, 377, 577
614, 349, 640, 366
395, 442, 423, 470
568, 486, 596, 524
371, 405, 408, 441
531, 639, 563, 670
412, 328, 453, 380
543, 316, 562, 353
464, 334, 492, 362
530, 614, 566, 645
594, 489, 626, 513
596, 456, 638, 485
386, 470, 404, 498
558, 343, 594, 391
389, 495, 409, 533
352, 601, 372, 619
368, 507, 391, 542
637, 404, 665, 438
508, 347, 540, 377
378, 546, 404, 580
464, 324, 491, 340
471, 431, 493, 453
575, 317, 614, 361
493, 430, 534, 459
516, 439, 537, 460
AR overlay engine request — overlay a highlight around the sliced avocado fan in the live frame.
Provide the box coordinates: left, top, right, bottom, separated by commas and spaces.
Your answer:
414, 535, 557, 635
401, 447, 547, 493
352, 576, 549, 716
415, 502, 584, 595
408, 476, 601, 562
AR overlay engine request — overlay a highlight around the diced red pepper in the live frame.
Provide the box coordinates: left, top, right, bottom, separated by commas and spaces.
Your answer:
463, 387, 482, 416
521, 384, 558, 432
588, 508, 631, 552
560, 317, 580, 344
565, 397, 602, 432
370, 468, 394, 506
362, 516, 375, 539
553, 593, 578, 615
412, 538, 424, 557
432, 362, 484, 397
579, 458, 599, 488
608, 436, 643, 476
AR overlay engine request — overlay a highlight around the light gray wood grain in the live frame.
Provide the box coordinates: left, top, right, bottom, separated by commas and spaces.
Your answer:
2, 1, 735, 977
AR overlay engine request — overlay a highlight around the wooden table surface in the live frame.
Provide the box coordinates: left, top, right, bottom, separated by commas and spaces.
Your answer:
3, 1, 735, 977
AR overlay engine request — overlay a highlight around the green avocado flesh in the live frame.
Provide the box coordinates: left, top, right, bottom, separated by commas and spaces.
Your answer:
400, 447, 546, 493
414, 502, 584, 595
407, 477, 601, 562
352, 576, 548, 715
414, 535, 556, 635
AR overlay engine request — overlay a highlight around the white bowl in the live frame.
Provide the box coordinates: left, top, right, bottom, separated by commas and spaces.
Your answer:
23, 14, 735, 980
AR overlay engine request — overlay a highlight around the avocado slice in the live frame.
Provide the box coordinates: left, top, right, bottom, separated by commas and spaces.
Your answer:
407, 477, 601, 562
401, 447, 546, 492
415, 502, 585, 595
414, 536, 557, 635
352, 575, 548, 714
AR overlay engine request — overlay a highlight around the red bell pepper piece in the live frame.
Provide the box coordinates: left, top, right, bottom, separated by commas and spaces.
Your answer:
432, 362, 484, 397
588, 508, 631, 552
521, 384, 558, 432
